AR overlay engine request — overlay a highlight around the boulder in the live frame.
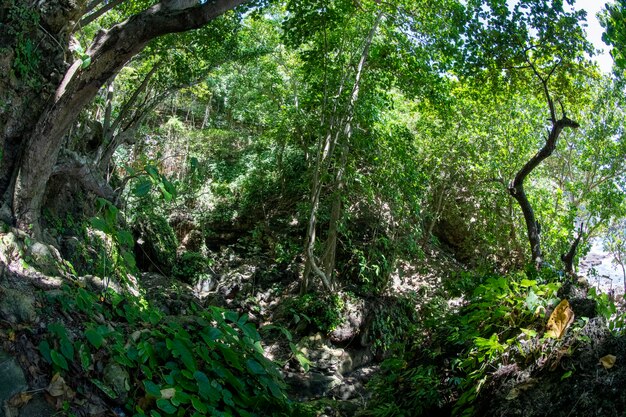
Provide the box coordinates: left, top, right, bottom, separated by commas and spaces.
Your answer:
330, 297, 366, 345
0, 288, 37, 324
25, 242, 63, 276
17, 394, 55, 417
102, 363, 130, 404
0, 350, 28, 417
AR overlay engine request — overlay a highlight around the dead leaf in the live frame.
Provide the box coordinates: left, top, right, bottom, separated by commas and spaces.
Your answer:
545, 299, 574, 339
600, 354, 617, 369
7, 392, 32, 407
46, 373, 74, 399
47, 374, 67, 397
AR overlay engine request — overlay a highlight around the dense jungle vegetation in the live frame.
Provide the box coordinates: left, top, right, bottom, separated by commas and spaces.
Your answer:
3, 0, 626, 416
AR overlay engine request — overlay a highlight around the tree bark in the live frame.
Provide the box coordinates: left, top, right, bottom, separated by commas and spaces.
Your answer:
12, 0, 247, 235
561, 223, 583, 276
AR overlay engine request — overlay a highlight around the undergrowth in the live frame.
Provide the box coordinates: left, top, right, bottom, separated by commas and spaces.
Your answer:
363, 269, 568, 417
38, 285, 292, 417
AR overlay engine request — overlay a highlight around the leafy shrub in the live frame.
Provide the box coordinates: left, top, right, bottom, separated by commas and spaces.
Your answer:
284, 293, 345, 334
39, 286, 291, 416
362, 360, 443, 417
369, 293, 421, 355
365, 271, 563, 417
172, 251, 209, 284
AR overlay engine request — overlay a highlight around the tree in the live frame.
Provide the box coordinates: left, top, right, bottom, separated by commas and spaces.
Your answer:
463, 0, 591, 269
285, 0, 467, 293
0, 0, 248, 237
605, 217, 626, 294
600, 0, 626, 73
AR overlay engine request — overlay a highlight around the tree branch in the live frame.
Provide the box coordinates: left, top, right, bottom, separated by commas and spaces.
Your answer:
80, 0, 127, 28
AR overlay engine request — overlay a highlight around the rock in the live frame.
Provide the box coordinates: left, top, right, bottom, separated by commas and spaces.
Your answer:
102, 363, 130, 404
297, 334, 374, 376
284, 371, 343, 400
0, 350, 28, 417
330, 297, 366, 344
194, 274, 218, 298
17, 394, 54, 417
25, 242, 62, 276
181, 229, 203, 252
0, 288, 37, 324
0, 233, 23, 264
331, 365, 378, 401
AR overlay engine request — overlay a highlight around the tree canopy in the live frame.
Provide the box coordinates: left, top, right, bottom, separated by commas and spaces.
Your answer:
1, 1, 626, 416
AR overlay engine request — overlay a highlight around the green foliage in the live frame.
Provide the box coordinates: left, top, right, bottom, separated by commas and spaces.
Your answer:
172, 251, 210, 284
90, 198, 137, 276
6, 1, 41, 85
284, 293, 345, 334
128, 164, 177, 202
369, 294, 421, 355
587, 287, 626, 335
363, 360, 443, 417
39, 285, 291, 416
366, 271, 564, 417
600, 0, 626, 72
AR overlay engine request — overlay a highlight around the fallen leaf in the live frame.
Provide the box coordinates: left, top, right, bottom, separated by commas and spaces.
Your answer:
545, 299, 574, 339
47, 373, 74, 399
600, 354, 617, 369
7, 392, 32, 407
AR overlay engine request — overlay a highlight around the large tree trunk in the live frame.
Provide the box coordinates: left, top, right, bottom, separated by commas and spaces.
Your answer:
9, 0, 246, 236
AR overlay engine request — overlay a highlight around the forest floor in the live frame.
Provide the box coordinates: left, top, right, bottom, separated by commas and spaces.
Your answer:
1, 225, 626, 417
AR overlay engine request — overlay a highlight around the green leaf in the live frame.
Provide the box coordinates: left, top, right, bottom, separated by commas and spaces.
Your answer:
122, 250, 137, 269
80, 56, 91, 69
85, 328, 104, 349
50, 350, 68, 370
156, 399, 177, 414
90, 217, 110, 234
162, 178, 176, 199
91, 378, 117, 398
225, 311, 238, 323
60, 338, 74, 361
168, 338, 196, 372
116, 230, 134, 247
245, 359, 266, 375
144, 380, 161, 398
194, 371, 217, 402
191, 396, 208, 413
132, 179, 152, 197
39, 340, 52, 363
218, 345, 242, 371
145, 165, 159, 180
